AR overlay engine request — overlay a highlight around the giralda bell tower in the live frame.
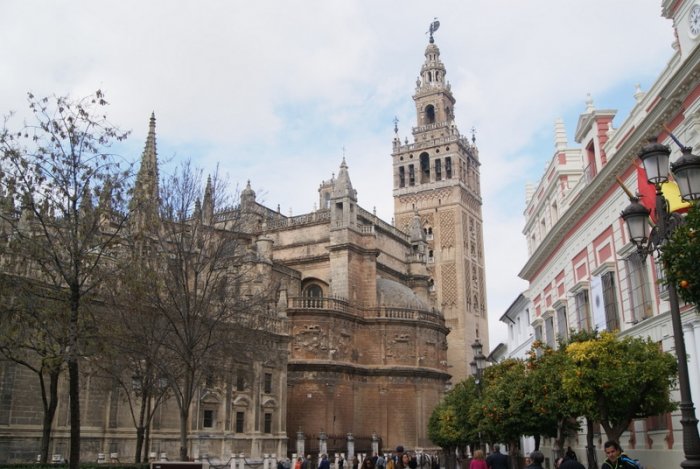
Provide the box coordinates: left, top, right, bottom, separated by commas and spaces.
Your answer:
392, 23, 488, 381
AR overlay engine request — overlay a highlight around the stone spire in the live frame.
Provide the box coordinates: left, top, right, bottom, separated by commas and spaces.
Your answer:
130, 113, 160, 230
332, 158, 356, 201
202, 175, 214, 224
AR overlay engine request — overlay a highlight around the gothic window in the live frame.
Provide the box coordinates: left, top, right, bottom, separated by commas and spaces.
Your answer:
264, 372, 272, 394
203, 409, 214, 428
409, 164, 415, 186
264, 412, 272, 433
420, 153, 430, 183
425, 105, 436, 124
435, 159, 442, 180
236, 372, 245, 391
445, 157, 452, 179
625, 253, 652, 322
399, 166, 405, 188
235, 411, 245, 433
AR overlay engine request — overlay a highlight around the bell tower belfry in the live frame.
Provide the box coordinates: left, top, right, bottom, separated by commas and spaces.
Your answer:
392, 25, 488, 381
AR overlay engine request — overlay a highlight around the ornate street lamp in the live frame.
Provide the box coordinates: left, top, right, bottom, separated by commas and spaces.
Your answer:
620, 138, 700, 469
470, 339, 486, 385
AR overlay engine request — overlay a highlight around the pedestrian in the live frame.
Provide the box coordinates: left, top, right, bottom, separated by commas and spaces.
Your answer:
602, 441, 641, 469
485, 445, 508, 469
398, 452, 416, 469
319, 454, 331, 469
295, 457, 303, 469
363, 457, 376, 469
376, 453, 386, 469
558, 458, 585, 469
352, 456, 359, 469
524, 451, 544, 469
565, 447, 577, 462
469, 450, 488, 469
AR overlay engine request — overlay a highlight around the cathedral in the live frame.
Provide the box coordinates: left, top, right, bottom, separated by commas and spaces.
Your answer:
0, 30, 487, 463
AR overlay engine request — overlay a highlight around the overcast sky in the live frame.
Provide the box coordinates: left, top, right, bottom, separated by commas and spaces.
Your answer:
0, 1, 675, 348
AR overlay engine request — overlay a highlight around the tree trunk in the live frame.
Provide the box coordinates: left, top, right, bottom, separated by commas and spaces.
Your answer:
508, 440, 520, 469
179, 408, 189, 461
135, 426, 145, 463
39, 368, 60, 463
134, 388, 149, 463
533, 434, 540, 451
68, 288, 81, 469
585, 418, 598, 469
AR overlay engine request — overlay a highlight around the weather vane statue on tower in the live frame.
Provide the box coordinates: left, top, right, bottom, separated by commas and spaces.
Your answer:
427, 18, 440, 43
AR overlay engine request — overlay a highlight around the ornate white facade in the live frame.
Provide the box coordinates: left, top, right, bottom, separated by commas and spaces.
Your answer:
516, 1, 700, 467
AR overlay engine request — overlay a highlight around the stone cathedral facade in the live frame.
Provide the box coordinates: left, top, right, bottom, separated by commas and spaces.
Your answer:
0, 33, 486, 463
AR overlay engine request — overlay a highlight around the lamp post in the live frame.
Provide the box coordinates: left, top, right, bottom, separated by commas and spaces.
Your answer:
470, 339, 487, 386
471, 339, 487, 452
620, 138, 700, 468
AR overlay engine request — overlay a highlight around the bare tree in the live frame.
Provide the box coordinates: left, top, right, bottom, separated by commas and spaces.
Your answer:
140, 161, 278, 461
0, 275, 66, 463
0, 91, 131, 469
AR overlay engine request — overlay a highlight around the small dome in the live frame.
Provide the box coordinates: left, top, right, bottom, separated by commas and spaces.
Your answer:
376, 277, 430, 310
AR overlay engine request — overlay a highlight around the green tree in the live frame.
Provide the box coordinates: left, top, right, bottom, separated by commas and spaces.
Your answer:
0, 91, 130, 469
562, 331, 678, 442
428, 377, 480, 467
475, 359, 529, 455
661, 202, 700, 306
524, 341, 580, 455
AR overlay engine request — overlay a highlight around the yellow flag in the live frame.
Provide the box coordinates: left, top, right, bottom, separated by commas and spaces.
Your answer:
662, 180, 691, 213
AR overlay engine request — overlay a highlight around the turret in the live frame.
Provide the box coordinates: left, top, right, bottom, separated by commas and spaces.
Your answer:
330, 158, 358, 229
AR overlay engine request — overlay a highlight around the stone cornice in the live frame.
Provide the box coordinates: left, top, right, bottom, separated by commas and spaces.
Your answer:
287, 361, 451, 381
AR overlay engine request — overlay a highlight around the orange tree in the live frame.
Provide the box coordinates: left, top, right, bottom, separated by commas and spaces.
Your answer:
428, 377, 481, 460
661, 202, 700, 306
472, 359, 530, 452
523, 341, 580, 452
562, 331, 678, 443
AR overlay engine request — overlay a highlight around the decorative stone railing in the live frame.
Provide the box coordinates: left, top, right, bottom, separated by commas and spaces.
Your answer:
288, 297, 444, 327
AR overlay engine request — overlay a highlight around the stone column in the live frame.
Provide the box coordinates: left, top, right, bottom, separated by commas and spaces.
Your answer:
346, 434, 354, 463
319, 432, 328, 456
297, 431, 306, 459
371, 433, 379, 458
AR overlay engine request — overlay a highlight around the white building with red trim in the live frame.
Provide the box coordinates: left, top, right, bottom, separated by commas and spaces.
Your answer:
517, 1, 700, 466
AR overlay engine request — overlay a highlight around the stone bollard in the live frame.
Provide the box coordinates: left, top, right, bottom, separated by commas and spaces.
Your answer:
239, 452, 246, 469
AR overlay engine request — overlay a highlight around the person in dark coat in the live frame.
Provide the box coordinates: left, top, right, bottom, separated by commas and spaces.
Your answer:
485, 445, 508, 469
559, 459, 585, 469
524, 451, 544, 469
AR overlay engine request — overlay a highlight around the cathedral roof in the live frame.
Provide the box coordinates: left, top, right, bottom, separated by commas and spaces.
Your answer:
376, 277, 430, 311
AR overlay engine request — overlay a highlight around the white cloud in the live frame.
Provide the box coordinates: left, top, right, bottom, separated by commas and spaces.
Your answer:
0, 0, 674, 349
